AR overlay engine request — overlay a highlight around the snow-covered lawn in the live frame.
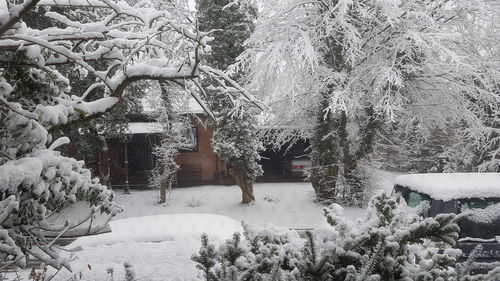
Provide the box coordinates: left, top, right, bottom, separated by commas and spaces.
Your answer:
114, 182, 367, 228
36, 180, 396, 281
51, 214, 241, 281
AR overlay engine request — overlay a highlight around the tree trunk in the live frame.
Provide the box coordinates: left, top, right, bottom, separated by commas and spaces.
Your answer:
232, 168, 255, 204
309, 94, 341, 202
158, 179, 169, 204
92, 128, 111, 188
338, 111, 363, 206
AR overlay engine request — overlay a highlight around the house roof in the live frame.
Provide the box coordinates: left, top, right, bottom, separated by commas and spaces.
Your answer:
127, 122, 163, 134
394, 173, 500, 201
142, 97, 204, 115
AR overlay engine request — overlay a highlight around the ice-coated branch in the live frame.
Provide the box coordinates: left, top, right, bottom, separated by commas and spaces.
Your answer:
0, 0, 259, 132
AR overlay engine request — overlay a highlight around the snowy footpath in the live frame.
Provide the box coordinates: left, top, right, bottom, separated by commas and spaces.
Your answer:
44, 180, 394, 281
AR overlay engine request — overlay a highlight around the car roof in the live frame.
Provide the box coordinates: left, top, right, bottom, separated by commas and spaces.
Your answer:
394, 173, 500, 201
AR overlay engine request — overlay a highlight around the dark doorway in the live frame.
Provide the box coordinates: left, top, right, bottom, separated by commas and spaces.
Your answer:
258, 139, 310, 182
128, 134, 156, 185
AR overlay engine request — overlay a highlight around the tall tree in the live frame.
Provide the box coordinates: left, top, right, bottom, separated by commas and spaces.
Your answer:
236, 0, 500, 205
197, 0, 263, 204
149, 81, 191, 204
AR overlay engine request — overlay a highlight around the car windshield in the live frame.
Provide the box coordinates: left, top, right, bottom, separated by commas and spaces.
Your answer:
458, 198, 500, 240
393, 185, 432, 217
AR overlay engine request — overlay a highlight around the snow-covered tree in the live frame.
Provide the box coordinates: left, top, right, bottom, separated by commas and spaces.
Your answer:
0, 0, 259, 270
236, 0, 500, 204
193, 193, 500, 280
197, 0, 263, 204
149, 81, 191, 204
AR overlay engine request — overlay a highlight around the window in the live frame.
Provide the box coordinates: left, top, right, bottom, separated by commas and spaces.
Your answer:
180, 126, 198, 151
458, 198, 500, 239
393, 185, 431, 217
407, 192, 428, 208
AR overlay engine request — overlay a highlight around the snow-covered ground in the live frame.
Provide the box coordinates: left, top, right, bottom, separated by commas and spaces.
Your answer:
51, 214, 242, 281
23, 179, 398, 281
113, 182, 367, 228
50, 183, 340, 281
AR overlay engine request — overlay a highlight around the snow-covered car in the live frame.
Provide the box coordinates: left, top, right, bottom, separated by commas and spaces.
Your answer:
392, 173, 500, 272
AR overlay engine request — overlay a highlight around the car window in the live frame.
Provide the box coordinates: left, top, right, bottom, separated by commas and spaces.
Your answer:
458, 198, 500, 239
407, 191, 428, 208
393, 185, 431, 217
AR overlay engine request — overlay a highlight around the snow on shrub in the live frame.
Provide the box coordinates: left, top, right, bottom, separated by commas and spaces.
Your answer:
0, 0, 260, 272
193, 193, 500, 281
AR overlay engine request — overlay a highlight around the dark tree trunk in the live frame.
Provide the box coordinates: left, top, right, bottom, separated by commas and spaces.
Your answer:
309, 94, 341, 202
232, 168, 255, 204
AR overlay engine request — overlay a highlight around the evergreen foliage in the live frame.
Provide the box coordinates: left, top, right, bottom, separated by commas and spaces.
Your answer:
193, 194, 500, 281
197, 0, 263, 204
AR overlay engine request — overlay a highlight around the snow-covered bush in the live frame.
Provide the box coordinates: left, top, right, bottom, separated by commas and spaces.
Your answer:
0, 0, 258, 271
193, 194, 500, 281
0, 142, 122, 268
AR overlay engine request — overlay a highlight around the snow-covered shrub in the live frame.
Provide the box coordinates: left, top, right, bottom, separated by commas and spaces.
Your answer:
193, 225, 302, 281
193, 194, 500, 280
186, 196, 206, 208
0, 136, 122, 270
123, 262, 135, 281
1, 0, 260, 271
263, 195, 280, 204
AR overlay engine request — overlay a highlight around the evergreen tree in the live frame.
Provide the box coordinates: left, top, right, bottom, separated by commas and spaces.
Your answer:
194, 194, 500, 281
192, 234, 218, 281
197, 0, 263, 204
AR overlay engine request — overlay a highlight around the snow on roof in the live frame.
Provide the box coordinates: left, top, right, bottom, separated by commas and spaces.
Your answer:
394, 173, 500, 201
141, 97, 204, 114
127, 122, 163, 134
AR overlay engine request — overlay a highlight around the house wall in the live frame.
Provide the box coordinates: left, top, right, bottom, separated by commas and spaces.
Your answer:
175, 119, 230, 186
81, 117, 230, 188
73, 115, 309, 189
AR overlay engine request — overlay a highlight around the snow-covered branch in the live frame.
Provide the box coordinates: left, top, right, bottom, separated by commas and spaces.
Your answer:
0, 0, 261, 270
0, 0, 40, 35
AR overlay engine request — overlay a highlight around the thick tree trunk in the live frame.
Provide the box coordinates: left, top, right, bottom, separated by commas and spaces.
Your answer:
310, 164, 339, 201
309, 94, 341, 202
232, 168, 255, 204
